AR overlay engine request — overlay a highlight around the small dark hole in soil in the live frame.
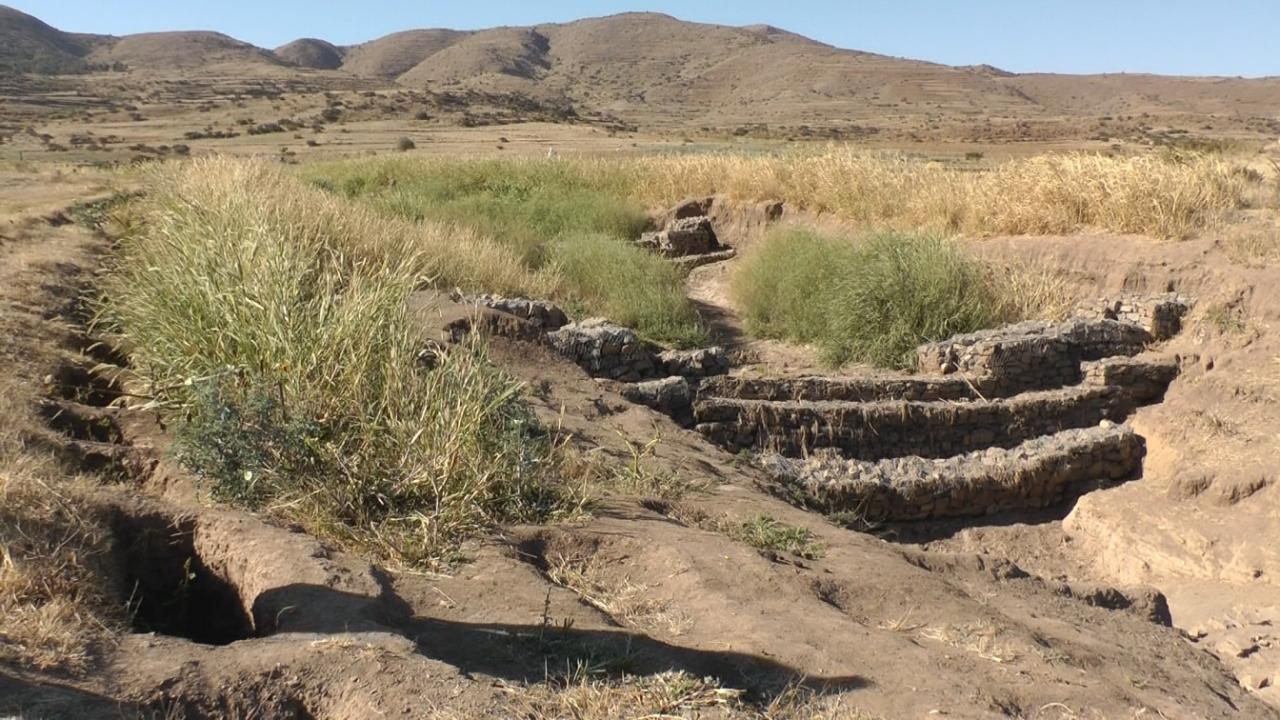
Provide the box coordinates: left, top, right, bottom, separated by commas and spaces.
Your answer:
84, 340, 132, 369
50, 361, 121, 407
38, 401, 122, 444
111, 510, 255, 645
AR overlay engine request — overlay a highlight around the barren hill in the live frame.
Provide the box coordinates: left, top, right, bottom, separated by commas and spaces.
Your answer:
0, 4, 100, 73
275, 38, 345, 70
4, 3, 1280, 133
87, 31, 285, 71
339, 28, 469, 78
398, 27, 550, 88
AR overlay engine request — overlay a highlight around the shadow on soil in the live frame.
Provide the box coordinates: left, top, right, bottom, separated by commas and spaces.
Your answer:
0, 671, 142, 719
254, 582, 867, 700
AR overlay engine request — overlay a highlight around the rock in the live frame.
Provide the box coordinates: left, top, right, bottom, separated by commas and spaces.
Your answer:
454, 293, 568, 330
619, 376, 694, 424
658, 346, 730, 378
671, 248, 737, 271
1240, 673, 1272, 691
638, 216, 720, 257
545, 319, 661, 381
669, 197, 715, 220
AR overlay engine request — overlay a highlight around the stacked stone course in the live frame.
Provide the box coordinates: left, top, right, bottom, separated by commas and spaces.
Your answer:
1073, 293, 1192, 341
761, 425, 1144, 521
544, 319, 662, 382
695, 385, 1125, 460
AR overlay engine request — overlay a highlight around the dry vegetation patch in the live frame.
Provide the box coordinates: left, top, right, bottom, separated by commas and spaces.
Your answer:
618, 149, 1255, 239
492, 673, 875, 720
0, 460, 123, 673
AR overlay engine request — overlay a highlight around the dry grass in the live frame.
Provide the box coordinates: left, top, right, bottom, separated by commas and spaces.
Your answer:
0, 270, 124, 674
546, 553, 691, 636
1222, 220, 1280, 267
993, 260, 1078, 323
0, 449, 123, 673
555, 432, 705, 502
919, 621, 1022, 664
430, 672, 877, 719
517, 674, 875, 720
607, 148, 1254, 239
98, 157, 587, 567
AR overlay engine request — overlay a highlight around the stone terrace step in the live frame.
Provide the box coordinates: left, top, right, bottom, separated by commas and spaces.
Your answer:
916, 318, 1157, 396
761, 424, 1144, 521
1082, 354, 1179, 405
694, 385, 1128, 460
698, 374, 981, 404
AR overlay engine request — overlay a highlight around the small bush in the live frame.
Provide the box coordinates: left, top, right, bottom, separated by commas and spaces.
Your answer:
396, 136, 415, 152
733, 230, 1011, 369
730, 230, 859, 344
822, 233, 1003, 368
553, 233, 707, 347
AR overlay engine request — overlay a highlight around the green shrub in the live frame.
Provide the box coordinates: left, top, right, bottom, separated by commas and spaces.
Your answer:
552, 233, 707, 347
822, 232, 1002, 368
732, 229, 1004, 370
305, 157, 705, 347
99, 157, 582, 566
730, 229, 859, 344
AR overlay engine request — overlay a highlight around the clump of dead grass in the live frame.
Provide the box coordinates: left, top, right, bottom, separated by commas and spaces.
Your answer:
555, 432, 705, 502
0, 458, 123, 673
546, 553, 690, 636
492, 672, 876, 720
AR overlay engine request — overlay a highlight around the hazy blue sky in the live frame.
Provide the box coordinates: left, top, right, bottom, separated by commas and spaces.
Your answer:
13, 0, 1279, 77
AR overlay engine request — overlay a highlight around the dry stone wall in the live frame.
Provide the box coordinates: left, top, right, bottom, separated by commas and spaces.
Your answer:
699, 374, 980, 403
544, 319, 662, 382
695, 385, 1126, 460
1082, 355, 1179, 405
761, 425, 1144, 521
459, 294, 569, 331
1073, 293, 1191, 341
916, 318, 1157, 396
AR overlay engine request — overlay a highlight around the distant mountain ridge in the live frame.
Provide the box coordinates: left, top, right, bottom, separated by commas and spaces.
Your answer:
4, 3, 1280, 126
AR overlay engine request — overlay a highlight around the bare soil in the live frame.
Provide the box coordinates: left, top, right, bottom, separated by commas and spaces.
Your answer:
2, 174, 1277, 718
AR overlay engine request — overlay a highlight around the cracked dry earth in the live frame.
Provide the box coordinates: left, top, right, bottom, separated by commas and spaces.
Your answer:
1, 184, 1277, 719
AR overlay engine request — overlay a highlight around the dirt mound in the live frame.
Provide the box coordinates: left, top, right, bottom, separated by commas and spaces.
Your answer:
87, 31, 284, 71
0, 3, 101, 73
340, 28, 469, 78
274, 37, 344, 70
